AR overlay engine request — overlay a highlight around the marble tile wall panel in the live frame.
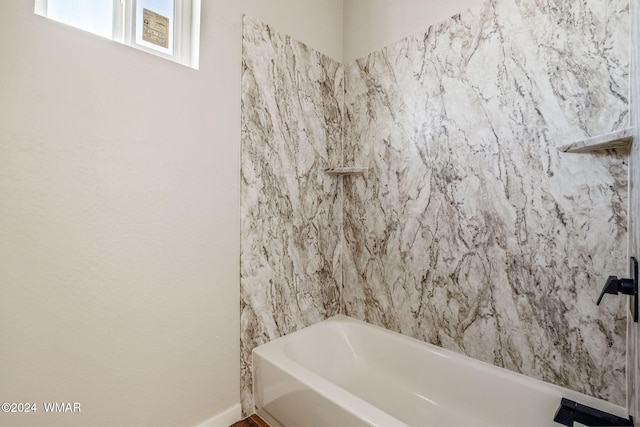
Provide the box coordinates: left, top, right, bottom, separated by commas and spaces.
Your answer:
343, 0, 630, 404
628, 0, 640, 418
240, 16, 344, 414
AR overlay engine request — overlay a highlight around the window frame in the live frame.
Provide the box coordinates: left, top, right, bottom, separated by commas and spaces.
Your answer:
34, 0, 200, 69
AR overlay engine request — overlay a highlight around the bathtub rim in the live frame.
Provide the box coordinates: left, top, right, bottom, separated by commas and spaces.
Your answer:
253, 324, 408, 426
252, 314, 629, 424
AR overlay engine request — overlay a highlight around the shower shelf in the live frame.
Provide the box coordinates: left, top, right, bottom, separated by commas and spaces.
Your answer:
324, 167, 368, 176
557, 127, 634, 153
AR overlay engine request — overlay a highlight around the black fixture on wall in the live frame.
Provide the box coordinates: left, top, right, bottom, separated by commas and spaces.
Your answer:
597, 256, 638, 322
553, 398, 633, 426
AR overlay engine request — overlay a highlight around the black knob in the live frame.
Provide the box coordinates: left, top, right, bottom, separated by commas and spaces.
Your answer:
596, 257, 638, 323
597, 276, 635, 305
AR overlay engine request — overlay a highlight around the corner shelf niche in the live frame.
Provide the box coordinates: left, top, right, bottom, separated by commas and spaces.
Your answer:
324, 167, 368, 176
557, 127, 634, 153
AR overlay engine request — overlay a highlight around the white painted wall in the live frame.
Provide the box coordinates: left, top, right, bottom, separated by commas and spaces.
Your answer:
242, 0, 343, 62
343, 0, 483, 62
0, 1, 342, 426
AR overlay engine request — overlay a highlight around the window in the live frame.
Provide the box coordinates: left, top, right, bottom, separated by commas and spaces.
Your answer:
34, 0, 200, 69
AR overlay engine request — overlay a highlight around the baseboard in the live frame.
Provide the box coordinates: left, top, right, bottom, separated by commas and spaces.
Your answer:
194, 403, 242, 427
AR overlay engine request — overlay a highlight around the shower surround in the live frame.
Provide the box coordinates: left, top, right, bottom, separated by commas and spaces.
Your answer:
240, 16, 344, 413
241, 0, 630, 415
628, 0, 640, 420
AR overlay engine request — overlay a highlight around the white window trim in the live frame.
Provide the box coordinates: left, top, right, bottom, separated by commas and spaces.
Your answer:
34, 0, 200, 69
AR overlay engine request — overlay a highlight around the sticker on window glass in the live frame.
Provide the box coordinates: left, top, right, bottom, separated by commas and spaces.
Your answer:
142, 8, 169, 49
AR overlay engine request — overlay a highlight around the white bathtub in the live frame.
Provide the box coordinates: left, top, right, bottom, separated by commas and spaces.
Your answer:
252, 315, 629, 427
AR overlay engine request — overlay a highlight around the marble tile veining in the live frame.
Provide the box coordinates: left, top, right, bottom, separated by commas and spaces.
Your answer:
343, 0, 629, 405
241, 0, 631, 413
557, 128, 633, 153
628, 0, 640, 418
240, 16, 343, 414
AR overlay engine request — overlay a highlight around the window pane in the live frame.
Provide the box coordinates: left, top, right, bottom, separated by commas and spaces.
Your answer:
47, 0, 113, 39
35, 0, 198, 68
135, 0, 175, 55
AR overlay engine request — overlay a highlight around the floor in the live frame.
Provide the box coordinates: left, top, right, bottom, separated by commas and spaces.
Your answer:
230, 413, 270, 427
